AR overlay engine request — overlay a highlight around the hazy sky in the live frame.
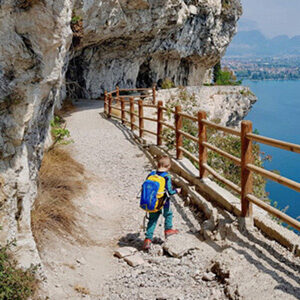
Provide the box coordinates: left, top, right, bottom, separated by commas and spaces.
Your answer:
241, 0, 300, 37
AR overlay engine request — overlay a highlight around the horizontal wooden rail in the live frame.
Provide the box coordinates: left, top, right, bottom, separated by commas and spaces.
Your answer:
143, 129, 157, 136
246, 163, 300, 193
132, 94, 151, 98
124, 109, 131, 114
247, 133, 300, 154
203, 163, 242, 194
119, 88, 152, 92
160, 121, 176, 131
142, 117, 157, 122
118, 98, 134, 103
143, 104, 157, 108
246, 194, 300, 231
118, 95, 131, 98
203, 142, 241, 166
178, 112, 198, 122
111, 114, 122, 121
110, 105, 121, 111
178, 130, 198, 143
178, 146, 198, 164
202, 120, 241, 137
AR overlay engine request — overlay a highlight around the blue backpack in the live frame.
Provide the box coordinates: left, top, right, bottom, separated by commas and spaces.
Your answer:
140, 171, 167, 212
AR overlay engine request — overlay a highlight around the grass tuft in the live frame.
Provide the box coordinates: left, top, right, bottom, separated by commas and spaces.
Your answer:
161, 78, 175, 89
31, 147, 86, 245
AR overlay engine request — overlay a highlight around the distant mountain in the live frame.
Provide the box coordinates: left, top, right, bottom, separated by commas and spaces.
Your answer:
226, 30, 300, 57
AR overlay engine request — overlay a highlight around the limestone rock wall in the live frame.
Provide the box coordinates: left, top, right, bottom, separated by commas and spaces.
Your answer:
67, 0, 242, 99
0, 0, 73, 266
156, 85, 257, 127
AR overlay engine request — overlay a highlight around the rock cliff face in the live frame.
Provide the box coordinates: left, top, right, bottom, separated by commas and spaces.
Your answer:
157, 86, 257, 127
67, 0, 242, 98
0, 0, 73, 266
0, 0, 242, 266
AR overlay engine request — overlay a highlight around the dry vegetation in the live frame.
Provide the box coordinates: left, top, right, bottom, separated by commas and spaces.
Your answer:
31, 146, 86, 245
31, 147, 86, 242
74, 284, 90, 295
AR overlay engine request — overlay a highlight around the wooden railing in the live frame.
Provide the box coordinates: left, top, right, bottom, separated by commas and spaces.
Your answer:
104, 87, 300, 232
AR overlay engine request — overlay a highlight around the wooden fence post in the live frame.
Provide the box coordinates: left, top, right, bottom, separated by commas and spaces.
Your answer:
104, 91, 107, 115
241, 120, 253, 218
108, 94, 112, 118
130, 97, 134, 131
116, 86, 119, 101
198, 111, 207, 178
157, 101, 163, 146
138, 100, 144, 138
175, 105, 183, 160
121, 97, 125, 124
152, 84, 156, 105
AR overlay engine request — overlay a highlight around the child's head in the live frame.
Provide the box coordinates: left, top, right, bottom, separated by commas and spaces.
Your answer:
157, 155, 171, 171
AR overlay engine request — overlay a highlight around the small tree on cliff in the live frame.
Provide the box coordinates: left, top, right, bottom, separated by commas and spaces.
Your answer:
213, 61, 222, 83
213, 61, 241, 85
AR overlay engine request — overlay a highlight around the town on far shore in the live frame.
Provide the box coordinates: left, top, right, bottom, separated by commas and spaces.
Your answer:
223, 56, 300, 80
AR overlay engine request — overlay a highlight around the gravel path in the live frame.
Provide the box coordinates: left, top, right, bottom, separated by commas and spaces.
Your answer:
41, 100, 300, 300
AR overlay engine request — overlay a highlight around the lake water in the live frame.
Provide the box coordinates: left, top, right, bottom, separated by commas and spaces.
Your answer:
243, 80, 300, 221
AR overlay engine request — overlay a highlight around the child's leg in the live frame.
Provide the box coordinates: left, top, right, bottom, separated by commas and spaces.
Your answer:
145, 211, 161, 240
163, 199, 173, 230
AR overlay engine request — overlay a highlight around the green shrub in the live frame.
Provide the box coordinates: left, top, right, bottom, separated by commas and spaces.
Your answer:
48, 116, 72, 151
161, 78, 175, 89
213, 62, 241, 86
71, 10, 82, 25
0, 241, 38, 299
215, 69, 241, 86
71, 14, 82, 24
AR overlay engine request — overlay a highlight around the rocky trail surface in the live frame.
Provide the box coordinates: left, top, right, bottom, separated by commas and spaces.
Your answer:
40, 101, 300, 300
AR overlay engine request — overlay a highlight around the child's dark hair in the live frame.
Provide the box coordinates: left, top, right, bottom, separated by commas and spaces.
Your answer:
157, 155, 171, 169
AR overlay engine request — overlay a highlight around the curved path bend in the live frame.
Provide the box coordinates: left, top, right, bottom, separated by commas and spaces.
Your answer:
40, 100, 300, 300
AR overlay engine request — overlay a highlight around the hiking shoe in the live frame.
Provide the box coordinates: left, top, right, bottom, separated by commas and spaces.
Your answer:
143, 239, 152, 251
165, 229, 179, 238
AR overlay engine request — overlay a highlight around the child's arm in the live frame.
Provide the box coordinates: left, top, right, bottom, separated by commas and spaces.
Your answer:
165, 174, 180, 195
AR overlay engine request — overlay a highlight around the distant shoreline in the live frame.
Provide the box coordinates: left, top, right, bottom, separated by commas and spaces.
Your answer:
241, 78, 300, 82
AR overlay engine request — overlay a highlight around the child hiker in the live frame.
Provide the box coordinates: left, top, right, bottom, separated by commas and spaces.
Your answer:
143, 155, 181, 250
